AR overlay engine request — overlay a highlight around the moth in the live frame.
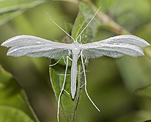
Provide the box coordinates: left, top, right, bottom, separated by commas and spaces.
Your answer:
1, 8, 150, 122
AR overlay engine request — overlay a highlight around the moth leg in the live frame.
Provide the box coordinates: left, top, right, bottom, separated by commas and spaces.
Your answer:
62, 56, 66, 64
63, 56, 72, 64
80, 84, 85, 88
49, 56, 63, 67
78, 69, 90, 75
57, 56, 69, 122
84, 57, 88, 64
80, 51, 100, 112
68, 57, 73, 61
64, 89, 70, 95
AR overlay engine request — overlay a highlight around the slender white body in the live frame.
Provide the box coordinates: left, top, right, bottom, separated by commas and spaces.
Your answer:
71, 53, 78, 99
71, 42, 80, 99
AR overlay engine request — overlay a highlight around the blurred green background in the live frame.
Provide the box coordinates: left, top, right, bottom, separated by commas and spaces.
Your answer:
0, 0, 151, 122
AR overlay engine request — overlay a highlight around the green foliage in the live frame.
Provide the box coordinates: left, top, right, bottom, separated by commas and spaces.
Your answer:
0, 0, 151, 122
0, 0, 45, 26
107, 0, 150, 32
0, 65, 39, 122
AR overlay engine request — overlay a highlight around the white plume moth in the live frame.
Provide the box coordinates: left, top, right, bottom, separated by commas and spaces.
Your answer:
1, 7, 150, 122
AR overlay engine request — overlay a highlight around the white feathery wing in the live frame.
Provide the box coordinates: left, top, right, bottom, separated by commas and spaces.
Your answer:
80, 35, 150, 58
1, 35, 150, 59
1, 35, 71, 59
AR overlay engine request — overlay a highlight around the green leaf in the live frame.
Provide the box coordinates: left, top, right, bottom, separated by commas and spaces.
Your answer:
49, 59, 80, 122
65, 22, 73, 35
71, 1, 99, 43
0, 65, 39, 122
49, 1, 99, 121
135, 84, 151, 99
50, 57, 83, 121
0, 0, 46, 26
115, 111, 151, 122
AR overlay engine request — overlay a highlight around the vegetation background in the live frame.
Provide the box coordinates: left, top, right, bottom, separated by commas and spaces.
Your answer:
0, 0, 151, 122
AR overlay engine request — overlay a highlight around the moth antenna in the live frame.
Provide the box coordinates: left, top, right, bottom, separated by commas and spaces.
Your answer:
45, 11, 75, 42
76, 7, 101, 41
78, 35, 82, 43
80, 51, 100, 112
57, 56, 69, 122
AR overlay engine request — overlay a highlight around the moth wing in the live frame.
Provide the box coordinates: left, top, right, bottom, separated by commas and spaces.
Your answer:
99, 35, 150, 47
1, 35, 71, 59
80, 35, 150, 59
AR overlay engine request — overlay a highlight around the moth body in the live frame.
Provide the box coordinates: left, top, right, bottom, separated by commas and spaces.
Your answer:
71, 41, 81, 99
